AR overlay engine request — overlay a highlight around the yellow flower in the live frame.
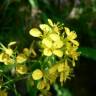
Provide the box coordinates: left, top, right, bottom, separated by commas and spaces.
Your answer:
57, 60, 72, 85
57, 63, 64, 72
23, 48, 30, 57
48, 70, 58, 84
5, 48, 13, 56
49, 64, 58, 74
43, 48, 52, 56
53, 49, 63, 57
66, 42, 71, 50
43, 43, 63, 57
16, 54, 27, 63
48, 19, 60, 34
16, 65, 27, 75
53, 25, 60, 34
0, 43, 14, 56
37, 80, 46, 90
64, 27, 79, 46
67, 31, 77, 40
0, 90, 7, 96
39, 24, 52, 33
50, 74, 57, 84
48, 64, 58, 82
32, 69, 43, 80
60, 72, 64, 85
49, 33, 60, 41
1, 53, 14, 65
37, 79, 50, 90
71, 40, 79, 46
29, 28, 42, 37
69, 48, 80, 60
63, 63, 71, 80
53, 40, 63, 48
42, 38, 52, 48
4, 58, 14, 65
64, 27, 70, 36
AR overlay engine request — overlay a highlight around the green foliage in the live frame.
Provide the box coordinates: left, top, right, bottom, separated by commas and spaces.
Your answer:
79, 47, 96, 60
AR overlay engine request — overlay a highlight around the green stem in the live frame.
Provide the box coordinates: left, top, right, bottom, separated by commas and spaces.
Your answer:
13, 84, 21, 96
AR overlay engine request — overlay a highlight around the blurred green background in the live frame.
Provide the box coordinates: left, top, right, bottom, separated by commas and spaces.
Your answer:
0, 0, 96, 96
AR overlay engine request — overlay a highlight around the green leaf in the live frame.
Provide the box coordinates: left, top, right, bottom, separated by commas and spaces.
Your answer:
28, 0, 38, 8
78, 47, 96, 60
26, 79, 37, 96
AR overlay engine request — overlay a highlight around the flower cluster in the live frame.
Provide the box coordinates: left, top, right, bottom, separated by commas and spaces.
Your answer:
0, 42, 28, 75
30, 19, 80, 90
0, 19, 80, 95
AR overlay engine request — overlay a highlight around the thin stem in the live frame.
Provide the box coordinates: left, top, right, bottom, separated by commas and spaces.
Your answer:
0, 43, 6, 50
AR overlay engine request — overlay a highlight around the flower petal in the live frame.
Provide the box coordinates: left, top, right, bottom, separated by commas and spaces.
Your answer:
37, 80, 46, 90
58, 63, 64, 72
16, 65, 27, 75
53, 49, 63, 57
5, 48, 13, 56
64, 27, 70, 35
43, 48, 52, 56
39, 24, 52, 33
48, 19, 53, 26
32, 69, 43, 80
71, 40, 79, 46
42, 38, 52, 48
67, 32, 77, 40
16, 54, 27, 63
53, 40, 64, 48
49, 33, 60, 41
29, 28, 42, 37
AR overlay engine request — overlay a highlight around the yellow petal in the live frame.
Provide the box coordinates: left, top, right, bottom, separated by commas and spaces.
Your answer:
53, 40, 63, 48
49, 33, 60, 41
43, 48, 52, 56
16, 54, 27, 63
4, 58, 14, 65
2, 57, 14, 65
71, 31, 77, 39
23, 48, 30, 57
57, 63, 64, 72
37, 80, 46, 90
53, 25, 59, 34
5, 48, 13, 56
53, 50, 63, 57
48, 19, 53, 26
64, 27, 70, 35
42, 38, 52, 48
67, 32, 77, 40
1, 53, 10, 65
16, 65, 27, 75
60, 72, 64, 85
39, 24, 52, 33
71, 40, 79, 46
49, 64, 58, 74
48, 73, 57, 84
32, 69, 43, 80
29, 28, 42, 37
